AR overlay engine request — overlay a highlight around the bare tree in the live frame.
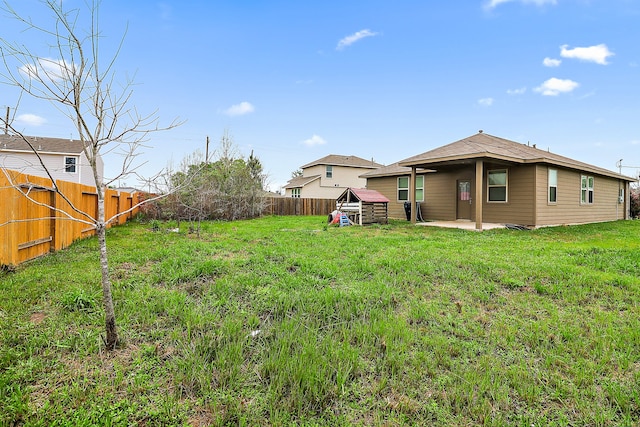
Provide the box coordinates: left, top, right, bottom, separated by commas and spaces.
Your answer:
0, 0, 181, 349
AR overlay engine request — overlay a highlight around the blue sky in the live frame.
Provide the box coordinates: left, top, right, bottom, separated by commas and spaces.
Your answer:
2, 0, 640, 191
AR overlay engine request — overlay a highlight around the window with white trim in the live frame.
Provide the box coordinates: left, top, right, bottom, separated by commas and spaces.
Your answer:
291, 188, 300, 198
548, 168, 557, 203
581, 175, 594, 204
397, 175, 424, 201
325, 165, 333, 178
398, 177, 409, 201
64, 156, 78, 173
415, 175, 424, 202
487, 169, 507, 202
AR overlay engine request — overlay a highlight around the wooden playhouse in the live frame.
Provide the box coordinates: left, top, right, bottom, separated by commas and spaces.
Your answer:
335, 188, 389, 225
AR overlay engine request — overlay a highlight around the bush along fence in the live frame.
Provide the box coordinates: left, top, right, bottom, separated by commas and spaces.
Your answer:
262, 197, 335, 217
0, 169, 138, 267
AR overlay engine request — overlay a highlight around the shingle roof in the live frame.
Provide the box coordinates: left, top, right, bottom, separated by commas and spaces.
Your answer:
399, 132, 635, 181
359, 162, 432, 178
283, 175, 320, 189
301, 154, 383, 169
0, 133, 87, 154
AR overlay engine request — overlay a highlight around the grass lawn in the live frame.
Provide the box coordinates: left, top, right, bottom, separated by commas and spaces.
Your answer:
1, 216, 639, 426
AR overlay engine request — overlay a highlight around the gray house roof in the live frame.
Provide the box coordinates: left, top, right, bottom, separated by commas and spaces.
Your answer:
399, 132, 635, 182
0, 134, 88, 155
301, 154, 383, 170
283, 175, 320, 189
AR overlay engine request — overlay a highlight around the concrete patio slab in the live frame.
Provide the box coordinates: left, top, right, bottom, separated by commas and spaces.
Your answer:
415, 220, 506, 231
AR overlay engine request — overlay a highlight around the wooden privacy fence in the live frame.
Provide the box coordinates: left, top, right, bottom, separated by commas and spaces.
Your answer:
1, 169, 138, 266
263, 197, 335, 216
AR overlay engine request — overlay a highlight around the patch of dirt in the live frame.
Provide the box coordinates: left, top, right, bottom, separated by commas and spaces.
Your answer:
187, 408, 216, 427
112, 262, 137, 280
30, 311, 47, 324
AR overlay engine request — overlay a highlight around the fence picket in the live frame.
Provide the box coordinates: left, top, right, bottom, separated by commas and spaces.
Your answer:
1, 169, 138, 266
262, 197, 334, 216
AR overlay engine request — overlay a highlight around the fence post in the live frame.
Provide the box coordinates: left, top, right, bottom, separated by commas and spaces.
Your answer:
49, 189, 56, 253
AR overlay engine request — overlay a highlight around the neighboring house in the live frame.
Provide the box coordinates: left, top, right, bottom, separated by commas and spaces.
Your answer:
0, 133, 102, 188
284, 154, 383, 199
363, 131, 635, 229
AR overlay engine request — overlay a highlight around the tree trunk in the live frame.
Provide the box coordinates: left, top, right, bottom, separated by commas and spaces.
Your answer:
97, 198, 118, 349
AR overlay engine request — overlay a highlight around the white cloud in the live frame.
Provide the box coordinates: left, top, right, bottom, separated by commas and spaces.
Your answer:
560, 44, 614, 65
631, 140, 640, 146
302, 134, 327, 147
223, 101, 255, 117
336, 29, 378, 50
485, 0, 511, 7
534, 78, 579, 96
507, 87, 527, 95
543, 57, 562, 67
19, 57, 74, 81
485, 0, 556, 10
15, 114, 47, 126
478, 97, 494, 107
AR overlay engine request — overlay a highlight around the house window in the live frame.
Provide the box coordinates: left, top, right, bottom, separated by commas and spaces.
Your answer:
291, 188, 300, 198
325, 165, 333, 178
415, 176, 424, 202
397, 175, 424, 201
548, 168, 557, 203
487, 169, 507, 202
64, 156, 77, 173
398, 177, 409, 201
581, 175, 594, 204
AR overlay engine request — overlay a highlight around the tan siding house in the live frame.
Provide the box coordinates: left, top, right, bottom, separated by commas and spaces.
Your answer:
363, 132, 634, 229
534, 165, 627, 226
284, 154, 383, 199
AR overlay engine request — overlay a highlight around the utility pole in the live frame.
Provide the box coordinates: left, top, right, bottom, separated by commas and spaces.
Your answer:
4, 106, 9, 134
206, 135, 210, 163
617, 160, 640, 175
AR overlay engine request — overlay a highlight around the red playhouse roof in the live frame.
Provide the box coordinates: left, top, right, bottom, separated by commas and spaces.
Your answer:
338, 188, 390, 203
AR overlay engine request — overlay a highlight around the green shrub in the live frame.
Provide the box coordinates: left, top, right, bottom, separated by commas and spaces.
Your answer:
60, 288, 97, 312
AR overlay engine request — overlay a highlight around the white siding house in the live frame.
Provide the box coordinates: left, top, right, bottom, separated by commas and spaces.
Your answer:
0, 134, 103, 188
